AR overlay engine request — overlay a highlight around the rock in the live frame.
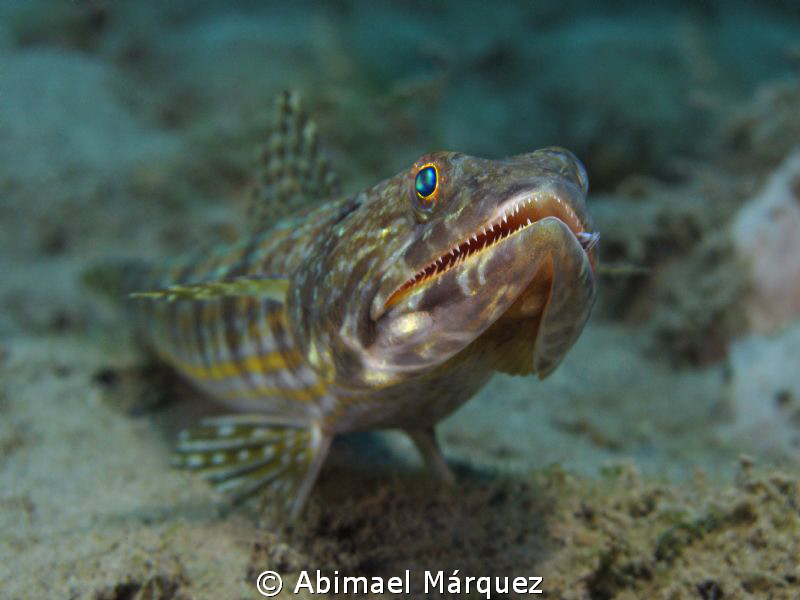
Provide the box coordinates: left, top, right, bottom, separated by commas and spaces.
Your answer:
731, 150, 800, 333
724, 322, 800, 458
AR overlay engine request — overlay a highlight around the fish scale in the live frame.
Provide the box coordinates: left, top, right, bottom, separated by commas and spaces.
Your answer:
86, 91, 598, 517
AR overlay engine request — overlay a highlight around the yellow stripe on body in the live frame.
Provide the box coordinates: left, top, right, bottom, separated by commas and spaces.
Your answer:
170, 299, 289, 361
165, 352, 326, 404
171, 350, 302, 381
223, 380, 328, 402
137, 246, 329, 406
169, 300, 303, 375
151, 295, 325, 405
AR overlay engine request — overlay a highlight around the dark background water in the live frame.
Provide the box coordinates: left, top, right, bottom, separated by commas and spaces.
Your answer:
4, 0, 799, 193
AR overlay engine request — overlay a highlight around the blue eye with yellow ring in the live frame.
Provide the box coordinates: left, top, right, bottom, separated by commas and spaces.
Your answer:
415, 164, 438, 201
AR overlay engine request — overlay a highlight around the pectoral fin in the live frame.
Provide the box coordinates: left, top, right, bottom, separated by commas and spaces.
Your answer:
172, 414, 331, 518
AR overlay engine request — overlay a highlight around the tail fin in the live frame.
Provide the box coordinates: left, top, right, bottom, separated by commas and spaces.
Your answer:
172, 414, 331, 518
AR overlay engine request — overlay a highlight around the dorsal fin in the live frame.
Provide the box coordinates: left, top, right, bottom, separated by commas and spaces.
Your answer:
247, 91, 341, 232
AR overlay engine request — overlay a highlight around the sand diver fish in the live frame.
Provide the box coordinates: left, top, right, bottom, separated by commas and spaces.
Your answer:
88, 92, 599, 517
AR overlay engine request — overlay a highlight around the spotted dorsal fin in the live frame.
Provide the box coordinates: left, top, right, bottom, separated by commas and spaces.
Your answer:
247, 91, 341, 232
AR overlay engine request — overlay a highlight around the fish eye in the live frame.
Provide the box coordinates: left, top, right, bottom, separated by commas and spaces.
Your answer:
415, 164, 438, 202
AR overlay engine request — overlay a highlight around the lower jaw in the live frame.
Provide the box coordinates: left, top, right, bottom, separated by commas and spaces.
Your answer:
496, 261, 553, 321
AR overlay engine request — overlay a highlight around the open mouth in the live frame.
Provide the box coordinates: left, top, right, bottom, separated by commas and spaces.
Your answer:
385, 193, 598, 309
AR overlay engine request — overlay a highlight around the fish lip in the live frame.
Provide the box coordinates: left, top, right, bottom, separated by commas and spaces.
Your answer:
373, 182, 595, 318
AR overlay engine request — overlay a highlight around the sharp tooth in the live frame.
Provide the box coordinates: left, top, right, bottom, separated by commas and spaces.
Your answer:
526, 218, 531, 225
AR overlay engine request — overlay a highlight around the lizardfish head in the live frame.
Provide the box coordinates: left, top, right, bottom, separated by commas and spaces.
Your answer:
290, 148, 598, 389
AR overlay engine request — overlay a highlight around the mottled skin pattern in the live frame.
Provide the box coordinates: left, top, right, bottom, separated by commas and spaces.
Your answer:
288, 150, 597, 431
105, 142, 597, 515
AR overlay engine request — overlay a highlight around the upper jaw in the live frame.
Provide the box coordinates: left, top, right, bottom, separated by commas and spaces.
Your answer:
373, 178, 596, 318
365, 214, 592, 378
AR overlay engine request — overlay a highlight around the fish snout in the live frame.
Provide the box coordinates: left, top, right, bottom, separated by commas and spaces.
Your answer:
527, 147, 589, 196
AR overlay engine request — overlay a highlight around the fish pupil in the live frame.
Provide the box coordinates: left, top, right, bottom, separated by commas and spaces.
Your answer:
415, 166, 437, 199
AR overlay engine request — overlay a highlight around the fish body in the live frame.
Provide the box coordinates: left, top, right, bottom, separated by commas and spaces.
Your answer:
93, 93, 598, 515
